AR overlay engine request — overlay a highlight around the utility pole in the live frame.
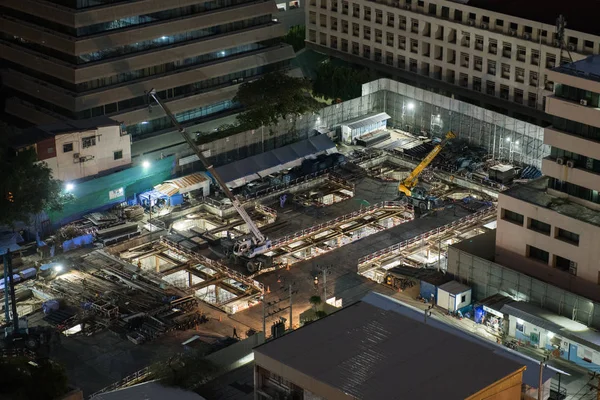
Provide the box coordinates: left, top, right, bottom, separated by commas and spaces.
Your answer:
289, 284, 293, 331
262, 291, 266, 335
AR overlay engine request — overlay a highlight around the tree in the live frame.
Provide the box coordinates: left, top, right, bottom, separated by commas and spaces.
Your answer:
282, 25, 306, 52
309, 295, 322, 310
0, 125, 71, 227
0, 357, 69, 399
313, 60, 373, 101
233, 71, 322, 131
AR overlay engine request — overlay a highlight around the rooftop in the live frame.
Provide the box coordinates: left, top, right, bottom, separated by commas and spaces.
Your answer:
255, 293, 532, 400
501, 301, 600, 353
553, 55, 600, 84
12, 116, 120, 148
502, 176, 600, 228
465, 0, 600, 36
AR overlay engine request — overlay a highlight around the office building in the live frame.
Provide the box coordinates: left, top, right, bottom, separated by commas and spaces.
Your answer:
254, 292, 560, 400
306, 0, 599, 122
496, 55, 600, 287
0, 0, 296, 155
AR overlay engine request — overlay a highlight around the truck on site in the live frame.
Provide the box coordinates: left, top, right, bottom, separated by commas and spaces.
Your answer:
398, 131, 457, 213
146, 89, 273, 273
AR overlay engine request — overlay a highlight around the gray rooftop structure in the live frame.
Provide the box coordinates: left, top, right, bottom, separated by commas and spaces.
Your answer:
341, 112, 390, 130
438, 280, 471, 295
552, 55, 600, 83
213, 134, 336, 188
254, 292, 554, 400
502, 177, 600, 228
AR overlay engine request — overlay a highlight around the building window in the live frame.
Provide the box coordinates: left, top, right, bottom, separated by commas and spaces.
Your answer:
502, 209, 524, 225
556, 228, 579, 246
82, 136, 96, 148
528, 245, 549, 264
63, 143, 73, 153
114, 150, 123, 160
48, 147, 54, 154
461, 294, 466, 303
554, 255, 576, 275
516, 320, 525, 333
528, 218, 550, 235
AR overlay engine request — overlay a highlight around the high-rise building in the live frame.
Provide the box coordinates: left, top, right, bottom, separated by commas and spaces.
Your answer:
306, 0, 599, 123
496, 55, 600, 287
0, 0, 296, 155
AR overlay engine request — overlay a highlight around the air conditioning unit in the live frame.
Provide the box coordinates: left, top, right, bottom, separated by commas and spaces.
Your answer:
467, 20, 474, 26
405, 4, 411, 9
556, 157, 565, 165
566, 160, 575, 168
524, 33, 531, 40
73, 153, 80, 159
553, 40, 560, 47
79, 157, 87, 163
580, 99, 588, 106
510, 30, 517, 36
481, 23, 488, 29
568, 44, 575, 51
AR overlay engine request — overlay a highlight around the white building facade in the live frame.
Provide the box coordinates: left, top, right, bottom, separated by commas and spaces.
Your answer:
306, 0, 598, 115
496, 55, 600, 286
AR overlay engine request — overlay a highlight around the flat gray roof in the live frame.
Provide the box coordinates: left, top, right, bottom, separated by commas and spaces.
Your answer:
255, 296, 525, 399
502, 177, 600, 228
438, 280, 471, 295
553, 55, 600, 83
342, 112, 390, 130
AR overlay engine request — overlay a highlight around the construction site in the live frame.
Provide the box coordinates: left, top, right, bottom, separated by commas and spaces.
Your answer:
0, 83, 551, 397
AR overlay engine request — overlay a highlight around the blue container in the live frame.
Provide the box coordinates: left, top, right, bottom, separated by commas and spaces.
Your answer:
12, 274, 21, 284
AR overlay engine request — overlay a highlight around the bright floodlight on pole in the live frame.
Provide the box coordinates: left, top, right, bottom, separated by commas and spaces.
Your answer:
65, 183, 75, 192
142, 160, 151, 168
54, 265, 63, 272
407, 102, 415, 111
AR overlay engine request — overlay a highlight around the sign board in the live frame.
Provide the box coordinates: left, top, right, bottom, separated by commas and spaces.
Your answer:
109, 187, 124, 200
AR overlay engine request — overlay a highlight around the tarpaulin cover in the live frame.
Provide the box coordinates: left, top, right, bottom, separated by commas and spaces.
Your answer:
214, 135, 336, 188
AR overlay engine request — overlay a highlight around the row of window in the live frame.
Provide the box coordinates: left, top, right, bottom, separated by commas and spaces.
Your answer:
554, 84, 600, 108
309, 0, 599, 52
3, 0, 254, 37
552, 117, 600, 142
1, 15, 272, 65
548, 178, 600, 206
313, 32, 542, 106
549, 148, 600, 174
46, 0, 128, 9
502, 208, 580, 245
62, 139, 123, 161
310, 12, 572, 73
527, 245, 577, 275
12, 59, 290, 123
125, 100, 238, 137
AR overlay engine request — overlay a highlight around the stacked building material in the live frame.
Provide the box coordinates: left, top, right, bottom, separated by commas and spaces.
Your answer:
124, 206, 144, 221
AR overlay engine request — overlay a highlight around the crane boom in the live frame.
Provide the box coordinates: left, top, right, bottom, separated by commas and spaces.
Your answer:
146, 89, 267, 251
398, 131, 456, 196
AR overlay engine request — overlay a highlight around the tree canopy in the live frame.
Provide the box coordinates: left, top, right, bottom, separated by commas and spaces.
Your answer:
312, 60, 373, 101
282, 25, 306, 52
0, 358, 69, 399
233, 71, 321, 129
0, 125, 70, 227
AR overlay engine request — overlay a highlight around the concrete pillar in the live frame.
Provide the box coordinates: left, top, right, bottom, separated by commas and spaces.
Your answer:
188, 271, 193, 287
155, 257, 160, 273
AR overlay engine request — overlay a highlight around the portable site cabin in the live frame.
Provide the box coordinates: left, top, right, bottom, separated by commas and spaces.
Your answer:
340, 112, 390, 144
436, 280, 472, 312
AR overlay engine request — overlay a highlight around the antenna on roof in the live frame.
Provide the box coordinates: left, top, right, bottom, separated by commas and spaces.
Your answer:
555, 15, 574, 66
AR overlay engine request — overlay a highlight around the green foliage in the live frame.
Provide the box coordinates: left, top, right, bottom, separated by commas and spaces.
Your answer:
315, 310, 328, 319
233, 71, 321, 129
0, 358, 69, 399
309, 295, 322, 308
150, 353, 220, 390
0, 125, 72, 227
282, 25, 306, 52
312, 60, 373, 101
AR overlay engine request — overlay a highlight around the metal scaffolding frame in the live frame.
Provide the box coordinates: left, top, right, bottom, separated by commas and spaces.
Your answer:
448, 246, 600, 330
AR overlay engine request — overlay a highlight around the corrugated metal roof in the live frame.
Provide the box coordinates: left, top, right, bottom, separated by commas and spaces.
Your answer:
213, 135, 336, 188
155, 173, 207, 196
255, 294, 527, 400
438, 280, 471, 295
342, 112, 390, 130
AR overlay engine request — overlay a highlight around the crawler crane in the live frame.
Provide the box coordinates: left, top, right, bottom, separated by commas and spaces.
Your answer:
147, 89, 272, 273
